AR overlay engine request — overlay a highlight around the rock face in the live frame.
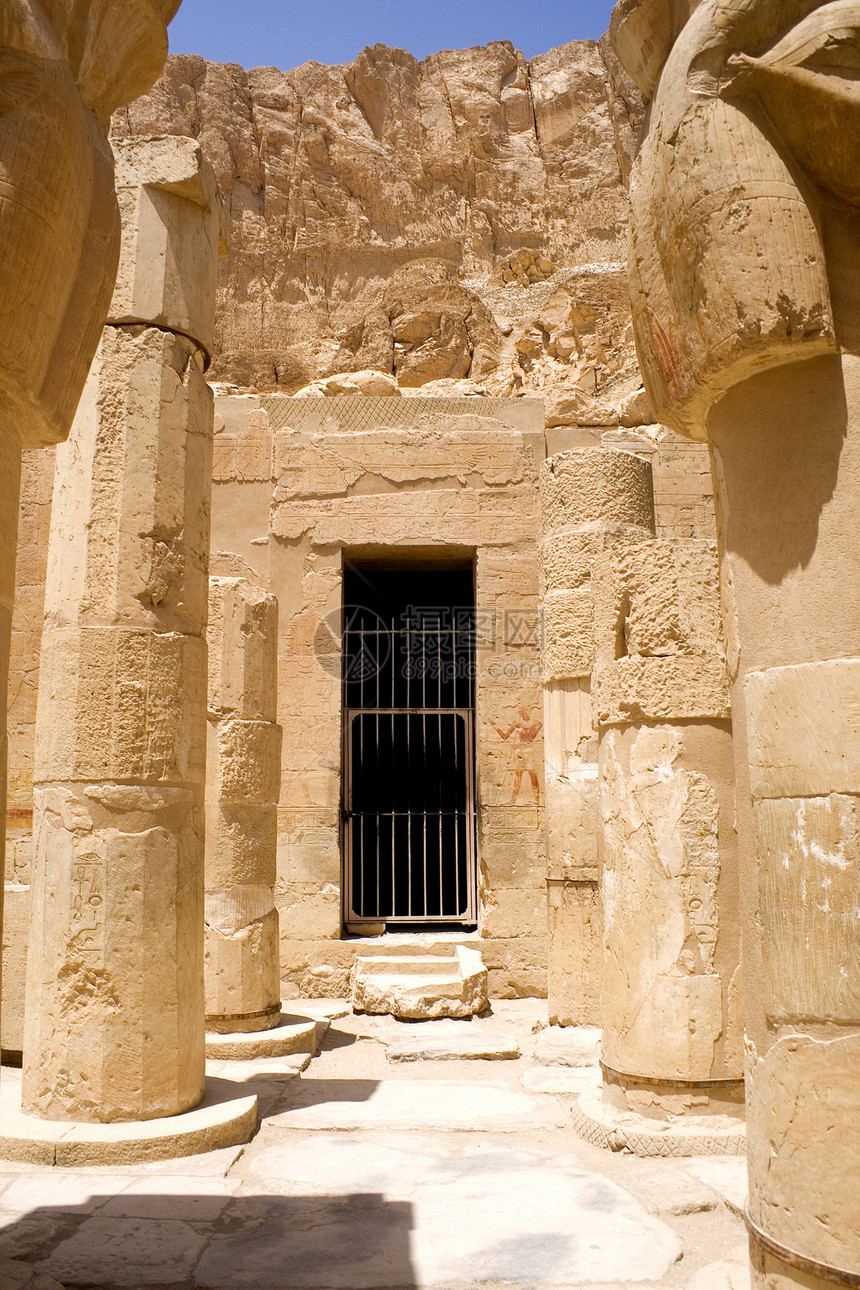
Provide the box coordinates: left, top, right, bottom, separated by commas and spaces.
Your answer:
111, 39, 643, 411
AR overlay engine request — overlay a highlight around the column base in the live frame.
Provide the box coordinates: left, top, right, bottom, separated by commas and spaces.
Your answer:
205, 1010, 319, 1060
748, 1209, 860, 1290
0, 1070, 257, 1166
572, 1085, 747, 1157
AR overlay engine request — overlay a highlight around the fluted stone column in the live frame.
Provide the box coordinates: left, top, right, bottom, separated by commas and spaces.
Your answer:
593, 515, 741, 1116
539, 449, 655, 1025
609, 0, 860, 1278
0, 0, 180, 1062
23, 137, 222, 1121
205, 578, 282, 1035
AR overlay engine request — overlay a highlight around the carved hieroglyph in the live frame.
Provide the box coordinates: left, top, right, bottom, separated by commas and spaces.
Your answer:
612, 0, 860, 1280
539, 449, 655, 1027
23, 138, 220, 1122
206, 578, 282, 1034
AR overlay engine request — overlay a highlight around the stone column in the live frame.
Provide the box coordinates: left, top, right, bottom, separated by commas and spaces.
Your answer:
539, 449, 655, 1026
610, 0, 860, 1280
205, 578, 282, 1034
591, 480, 742, 1117
23, 137, 222, 1121
0, 0, 180, 1059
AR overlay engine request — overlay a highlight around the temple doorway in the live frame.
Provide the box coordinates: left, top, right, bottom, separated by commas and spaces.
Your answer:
342, 562, 477, 929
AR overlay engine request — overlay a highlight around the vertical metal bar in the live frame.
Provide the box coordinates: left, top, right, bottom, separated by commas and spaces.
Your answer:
375, 641, 380, 920
344, 713, 351, 922
390, 614, 395, 920
453, 626, 459, 914
422, 626, 427, 918
358, 623, 364, 919
406, 619, 412, 918
465, 710, 476, 921
437, 627, 443, 915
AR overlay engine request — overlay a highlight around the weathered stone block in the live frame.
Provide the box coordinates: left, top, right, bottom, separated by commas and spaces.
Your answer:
746, 658, 860, 800
111, 137, 224, 359
35, 628, 207, 784
214, 720, 282, 804
24, 791, 205, 1121
545, 774, 599, 881
1, 884, 30, 1056
205, 803, 278, 889
597, 655, 731, 725
547, 879, 601, 1027
205, 906, 280, 1032
539, 531, 598, 596
46, 327, 213, 637
542, 589, 595, 680
754, 794, 860, 1025
540, 450, 655, 537
208, 579, 278, 720
351, 948, 488, 1020
618, 540, 724, 658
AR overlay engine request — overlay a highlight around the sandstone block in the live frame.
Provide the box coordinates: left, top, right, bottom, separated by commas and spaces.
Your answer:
542, 589, 595, 680
547, 879, 601, 1028
46, 327, 213, 636
617, 540, 724, 658
481, 888, 547, 941
1, 884, 30, 1056
754, 794, 860, 1025
747, 1032, 860, 1275
214, 720, 282, 804
541, 450, 655, 538
35, 627, 207, 784
24, 791, 205, 1121
208, 579, 278, 720
746, 658, 860, 799
205, 906, 280, 1032
205, 803, 278, 889
596, 655, 731, 725
545, 774, 600, 881
351, 948, 489, 1020
539, 531, 599, 596
111, 138, 224, 360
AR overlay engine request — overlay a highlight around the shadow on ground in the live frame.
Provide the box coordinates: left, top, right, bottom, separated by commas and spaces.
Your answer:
0, 1191, 419, 1289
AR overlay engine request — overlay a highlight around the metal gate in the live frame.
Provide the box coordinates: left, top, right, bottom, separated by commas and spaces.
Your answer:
343, 587, 476, 926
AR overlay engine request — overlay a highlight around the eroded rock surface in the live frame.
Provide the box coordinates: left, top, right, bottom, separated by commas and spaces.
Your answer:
112, 39, 643, 412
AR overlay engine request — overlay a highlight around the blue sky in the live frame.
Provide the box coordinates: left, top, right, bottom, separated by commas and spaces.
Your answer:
167, 1, 618, 71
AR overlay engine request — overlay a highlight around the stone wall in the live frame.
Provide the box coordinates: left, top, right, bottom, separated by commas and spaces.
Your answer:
210, 394, 546, 997
4, 405, 718, 1013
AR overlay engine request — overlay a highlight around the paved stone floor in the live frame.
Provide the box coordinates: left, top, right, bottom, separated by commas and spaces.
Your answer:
0, 1003, 749, 1290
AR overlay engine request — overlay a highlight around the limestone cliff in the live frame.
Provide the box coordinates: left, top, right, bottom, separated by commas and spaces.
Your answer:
112, 38, 644, 414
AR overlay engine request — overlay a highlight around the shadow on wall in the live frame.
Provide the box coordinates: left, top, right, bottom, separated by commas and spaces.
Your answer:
708, 352, 848, 583
0, 1192, 418, 1289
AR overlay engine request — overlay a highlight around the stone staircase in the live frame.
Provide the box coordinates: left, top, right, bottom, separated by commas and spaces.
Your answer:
350, 945, 489, 1019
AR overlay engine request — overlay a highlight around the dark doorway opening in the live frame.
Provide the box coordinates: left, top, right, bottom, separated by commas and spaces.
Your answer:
342, 564, 477, 929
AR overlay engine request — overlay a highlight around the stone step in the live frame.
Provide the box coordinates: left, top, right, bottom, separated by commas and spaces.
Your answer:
351, 945, 489, 1020
352, 954, 468, 976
